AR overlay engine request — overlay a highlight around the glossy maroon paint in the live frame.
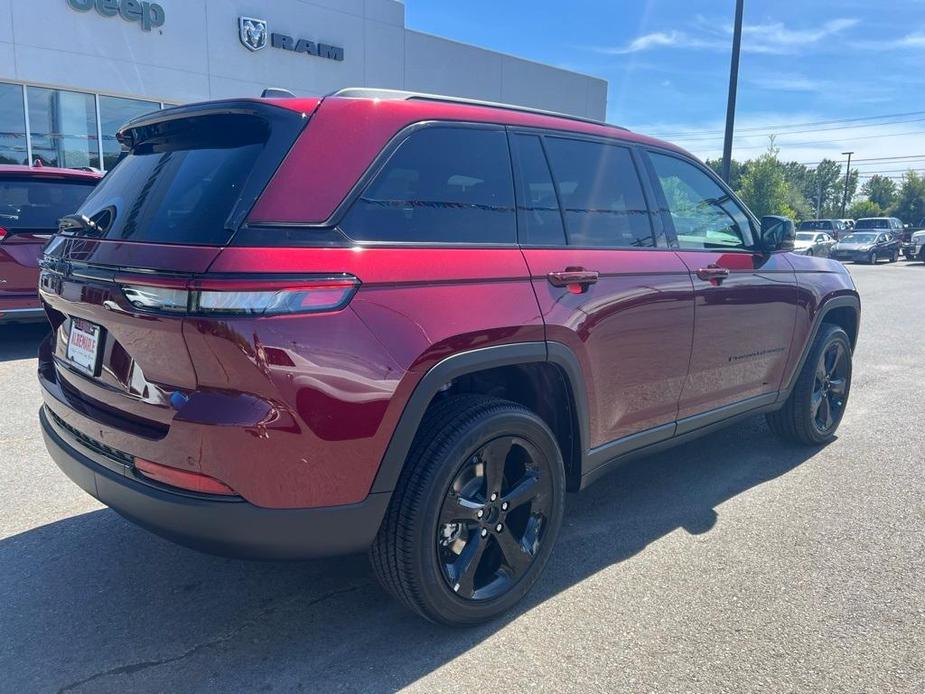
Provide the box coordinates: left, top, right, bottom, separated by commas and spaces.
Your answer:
37, 95, 859, 514
250, 97, 688, 225
0, 165, 100, 320
672, 250, 799, 419
522, 248, 694, 446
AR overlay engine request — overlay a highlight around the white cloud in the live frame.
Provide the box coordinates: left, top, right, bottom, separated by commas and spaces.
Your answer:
747, 73, 830, 92
593, 17, 859, 56
898, 33, 925, 47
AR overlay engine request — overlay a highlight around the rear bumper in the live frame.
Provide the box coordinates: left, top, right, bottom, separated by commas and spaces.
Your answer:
40, 405, 390, 559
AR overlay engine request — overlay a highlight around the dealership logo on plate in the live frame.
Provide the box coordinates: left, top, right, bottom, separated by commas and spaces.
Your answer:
239, 17, 268, 52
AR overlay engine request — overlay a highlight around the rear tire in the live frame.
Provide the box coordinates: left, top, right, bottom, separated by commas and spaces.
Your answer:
371, 395, 566, 625
767, 324, 852, 445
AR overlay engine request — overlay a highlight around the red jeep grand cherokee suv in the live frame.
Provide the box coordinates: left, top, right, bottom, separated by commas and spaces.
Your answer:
0, 165, 99, 324
38, 90, 860, 624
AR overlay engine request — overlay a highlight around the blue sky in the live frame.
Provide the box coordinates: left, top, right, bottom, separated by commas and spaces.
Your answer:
405, 0, 925, 179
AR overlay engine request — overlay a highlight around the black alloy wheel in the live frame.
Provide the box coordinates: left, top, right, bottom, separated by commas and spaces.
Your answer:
437, 435, 552, 601
811, 340, 849, 435
371, 395, 565, 625
766, 324, 853, 445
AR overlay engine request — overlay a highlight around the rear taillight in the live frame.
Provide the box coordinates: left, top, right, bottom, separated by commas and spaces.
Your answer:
0, 226, 7, 243
115, 274, 360, 316
135, 458, 237, 496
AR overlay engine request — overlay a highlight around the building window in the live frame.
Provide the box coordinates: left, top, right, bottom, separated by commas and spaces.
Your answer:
27, 87, 100, 169
0, 83, 27, 165
99, 96, 161, 171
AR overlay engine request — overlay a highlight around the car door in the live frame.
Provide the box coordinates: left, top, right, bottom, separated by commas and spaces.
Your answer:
642, 149, 799, 425
511, 132, 695, 460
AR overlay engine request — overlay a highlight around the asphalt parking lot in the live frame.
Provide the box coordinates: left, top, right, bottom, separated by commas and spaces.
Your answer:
1, 261, 923, 693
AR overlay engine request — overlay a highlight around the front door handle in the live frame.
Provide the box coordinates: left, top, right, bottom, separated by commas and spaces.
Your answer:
547, 268, 599, 293
696, 265, 731, 284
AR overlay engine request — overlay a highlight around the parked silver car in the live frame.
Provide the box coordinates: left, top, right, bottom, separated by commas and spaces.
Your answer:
792, 231, 837, 257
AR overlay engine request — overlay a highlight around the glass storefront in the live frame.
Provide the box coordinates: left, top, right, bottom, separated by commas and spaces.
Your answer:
0, 81, 162, 171
0, 83, 27, 165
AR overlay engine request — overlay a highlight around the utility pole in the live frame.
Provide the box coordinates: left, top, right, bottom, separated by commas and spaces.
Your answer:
815, 177, 822, 218
721, 0, 745, 184
840, 151, 854, 217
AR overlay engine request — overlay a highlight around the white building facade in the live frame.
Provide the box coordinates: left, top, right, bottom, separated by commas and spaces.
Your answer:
0, 0, 608, 170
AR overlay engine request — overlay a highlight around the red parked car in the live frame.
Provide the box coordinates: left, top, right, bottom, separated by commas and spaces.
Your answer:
0, 165, 100, 324
37, 90, 860, 624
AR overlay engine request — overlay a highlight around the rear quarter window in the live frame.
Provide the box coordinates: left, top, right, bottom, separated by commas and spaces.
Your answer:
339, 126, 516, 245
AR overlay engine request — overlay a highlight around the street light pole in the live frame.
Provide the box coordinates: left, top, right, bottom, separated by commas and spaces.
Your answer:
841, 151, 854, 217
721, 0, 745, 184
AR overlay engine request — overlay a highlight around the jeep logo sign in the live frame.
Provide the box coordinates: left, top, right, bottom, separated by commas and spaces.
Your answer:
67, 0, 166, 32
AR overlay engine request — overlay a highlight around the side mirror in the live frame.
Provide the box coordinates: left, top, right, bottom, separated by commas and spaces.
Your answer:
759, 216, 795, 253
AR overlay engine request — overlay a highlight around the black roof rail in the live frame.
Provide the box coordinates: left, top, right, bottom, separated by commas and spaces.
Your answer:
329, 87, 628, 132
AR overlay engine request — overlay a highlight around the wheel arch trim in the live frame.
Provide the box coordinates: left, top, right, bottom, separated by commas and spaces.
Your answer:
781, 293, 860, 400
369, 341, 590, 494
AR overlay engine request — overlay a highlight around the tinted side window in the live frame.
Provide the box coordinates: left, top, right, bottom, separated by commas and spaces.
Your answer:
543, 137, 653, 248
649, 152, 753, 250
510, 134, 566, 246
340, 127, 515, 244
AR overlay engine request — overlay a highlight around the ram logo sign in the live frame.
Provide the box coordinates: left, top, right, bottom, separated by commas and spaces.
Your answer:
239, 17, 268, 52
237, 16, 344, 61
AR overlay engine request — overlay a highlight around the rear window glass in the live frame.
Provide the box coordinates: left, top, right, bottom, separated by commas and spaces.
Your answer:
75, 114, 270, 246
855, 219, 890, 229
799, 220, 833, 230
543, 137, 653, 248
0, 179, 96, 231
340, 127, 516, 244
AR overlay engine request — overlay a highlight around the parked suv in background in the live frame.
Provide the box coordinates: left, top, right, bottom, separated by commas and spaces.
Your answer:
0, 165, 99, 324
37, 90, 860, 625
798, 218, 848, 240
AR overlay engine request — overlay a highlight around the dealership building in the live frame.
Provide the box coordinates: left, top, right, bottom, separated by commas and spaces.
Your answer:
0, 0, 608, 170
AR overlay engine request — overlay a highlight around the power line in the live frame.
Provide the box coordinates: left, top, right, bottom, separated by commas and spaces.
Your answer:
643, 110, 925, 139
797, 154, 925, 166
671, 117, 925, 144
704, 129, 925, 153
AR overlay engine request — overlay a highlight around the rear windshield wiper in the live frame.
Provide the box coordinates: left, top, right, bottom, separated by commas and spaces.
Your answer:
58, 214, 103, 237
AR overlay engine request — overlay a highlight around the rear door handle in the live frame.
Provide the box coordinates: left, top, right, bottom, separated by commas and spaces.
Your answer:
696, 265, 731, 283
547, 269, 599, 291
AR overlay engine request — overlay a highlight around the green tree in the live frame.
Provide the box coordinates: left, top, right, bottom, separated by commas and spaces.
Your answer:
890, 171, 925, 224
705, 157, 748, 190
862, 175, 897, 209
737, 141, 795, 219
833, 169, 860, 216
848, 199, 883, 219
808, 159, 843, 218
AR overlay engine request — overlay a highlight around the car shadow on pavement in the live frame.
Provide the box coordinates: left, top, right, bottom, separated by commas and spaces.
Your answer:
0, 416, 822, 693
0, 323, 49, 363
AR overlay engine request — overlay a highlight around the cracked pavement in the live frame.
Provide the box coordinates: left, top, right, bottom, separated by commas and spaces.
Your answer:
1, 262, 923, 693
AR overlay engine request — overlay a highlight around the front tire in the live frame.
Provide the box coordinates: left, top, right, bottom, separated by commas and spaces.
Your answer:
371, 395, 566, 625
767, 324, 852, 445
